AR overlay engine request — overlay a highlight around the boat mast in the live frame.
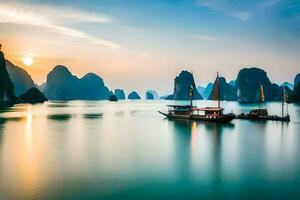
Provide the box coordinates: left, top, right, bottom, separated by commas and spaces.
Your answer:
189, 85, 193, 107
217, 72, 220, 108
282, 86, 285, 118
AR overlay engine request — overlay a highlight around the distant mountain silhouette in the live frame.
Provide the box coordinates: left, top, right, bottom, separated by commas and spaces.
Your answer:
37, 82, 47, 92
114, 89, 125, 100
197, 82, 213, 99
44, 65, 110, 100
6, 60, 35, 96
167, 71, 202, 100
281, 82, 293, 90
160, 95, 171, 100
19, 87, 47, 104
197, 86, 205, 98
209, 77, 237, 101
146, 90, 159, 100
128, 91, 141, 99
0, 48, 15, 103
236, 68, 281, 102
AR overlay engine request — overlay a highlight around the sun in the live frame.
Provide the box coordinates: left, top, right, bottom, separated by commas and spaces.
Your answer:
23, 56, 33, 67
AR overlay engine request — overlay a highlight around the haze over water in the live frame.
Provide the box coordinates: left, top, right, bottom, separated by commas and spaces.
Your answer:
0, 100, 300, 199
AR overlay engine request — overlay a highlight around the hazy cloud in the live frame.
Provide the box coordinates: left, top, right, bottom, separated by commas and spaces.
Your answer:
197, 0, 252, 21
0, 2, 121, 49
189, 34, 218, 41
197, 0, 287, 21
260, 0, 281, 9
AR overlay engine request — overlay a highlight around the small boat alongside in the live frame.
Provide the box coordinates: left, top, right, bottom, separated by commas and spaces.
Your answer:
236, 85, 290, 122
159, 73, 235, 123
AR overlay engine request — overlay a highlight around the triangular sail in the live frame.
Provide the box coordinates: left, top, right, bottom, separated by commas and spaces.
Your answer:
210, 72, 220, 108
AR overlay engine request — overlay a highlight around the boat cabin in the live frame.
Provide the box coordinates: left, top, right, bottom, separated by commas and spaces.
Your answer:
167, 105, 193, 115
191, 107, 224, 117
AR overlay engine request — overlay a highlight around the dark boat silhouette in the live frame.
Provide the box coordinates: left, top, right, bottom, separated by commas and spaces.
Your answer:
159, 73, 235, 123
237, 85, 290, 122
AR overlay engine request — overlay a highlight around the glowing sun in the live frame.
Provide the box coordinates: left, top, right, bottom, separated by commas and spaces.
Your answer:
23, 56, 33, 67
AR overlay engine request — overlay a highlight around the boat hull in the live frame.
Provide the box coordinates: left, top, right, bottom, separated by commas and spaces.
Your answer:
158, 111, 235, 123
236, 114, 290, 122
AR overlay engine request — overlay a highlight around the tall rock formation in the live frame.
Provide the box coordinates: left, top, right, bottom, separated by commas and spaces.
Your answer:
6, 60, 35, 96
236, 68, 281, 102
167, 71, 202, 100
128, 91, 141, 100
209, 77, 237, 101
80, 73, 110, 100
0, 45, 15, 103
44, 65, 79, 100
114, 89, 125, 100
44, 65, 110, 100
293, 73, 300, 102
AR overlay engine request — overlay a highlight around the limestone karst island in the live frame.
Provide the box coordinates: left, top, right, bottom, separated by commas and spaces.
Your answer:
0, 1, 300, 200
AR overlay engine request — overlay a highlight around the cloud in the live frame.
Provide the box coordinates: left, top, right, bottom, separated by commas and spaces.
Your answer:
260, 0, 281, 9
189, 34, 218, 41
197, 0, 287, 21
197, 0, 252, 21
0, 2, 121, 49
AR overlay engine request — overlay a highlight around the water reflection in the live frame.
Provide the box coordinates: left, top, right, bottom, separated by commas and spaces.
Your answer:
47, 114, 72, 121
169, 119, 235, 184
0, 101, 300, 199
83, 113, 102, 119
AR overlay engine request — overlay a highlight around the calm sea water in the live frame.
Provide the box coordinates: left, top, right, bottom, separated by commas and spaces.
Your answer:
0, 100, 300, 200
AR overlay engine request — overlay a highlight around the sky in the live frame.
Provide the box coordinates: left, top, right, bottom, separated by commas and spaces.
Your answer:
0, 0, 299, 96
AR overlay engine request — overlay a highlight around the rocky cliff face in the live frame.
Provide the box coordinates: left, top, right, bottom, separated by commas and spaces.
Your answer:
209, 77, 237, 101
167, 71, 202, 100
293, 73, 300, 102
128, 91, 141, 99
114, 89, 125, 100
44, 65, 110, 100
0, 49, 15, 103
236, 68, 281, 102
80, 73, 110, 100
6, 60, 35, 96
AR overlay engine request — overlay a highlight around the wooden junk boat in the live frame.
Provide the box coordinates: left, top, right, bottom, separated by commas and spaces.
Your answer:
236, 85, 290, 122
159, 73, 235, 123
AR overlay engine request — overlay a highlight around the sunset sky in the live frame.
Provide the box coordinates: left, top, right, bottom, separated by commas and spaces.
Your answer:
0, 0, 299, 95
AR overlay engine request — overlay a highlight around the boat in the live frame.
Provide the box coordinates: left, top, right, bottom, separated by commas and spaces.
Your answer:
159, 73, 235, 123
237, 85, 290, 122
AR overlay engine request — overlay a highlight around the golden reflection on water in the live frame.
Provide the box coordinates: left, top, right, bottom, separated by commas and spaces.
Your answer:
190, 121, 197, 153
25, 105, 32, 150
0, 104, 43, 198
21, 104, 40, 197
